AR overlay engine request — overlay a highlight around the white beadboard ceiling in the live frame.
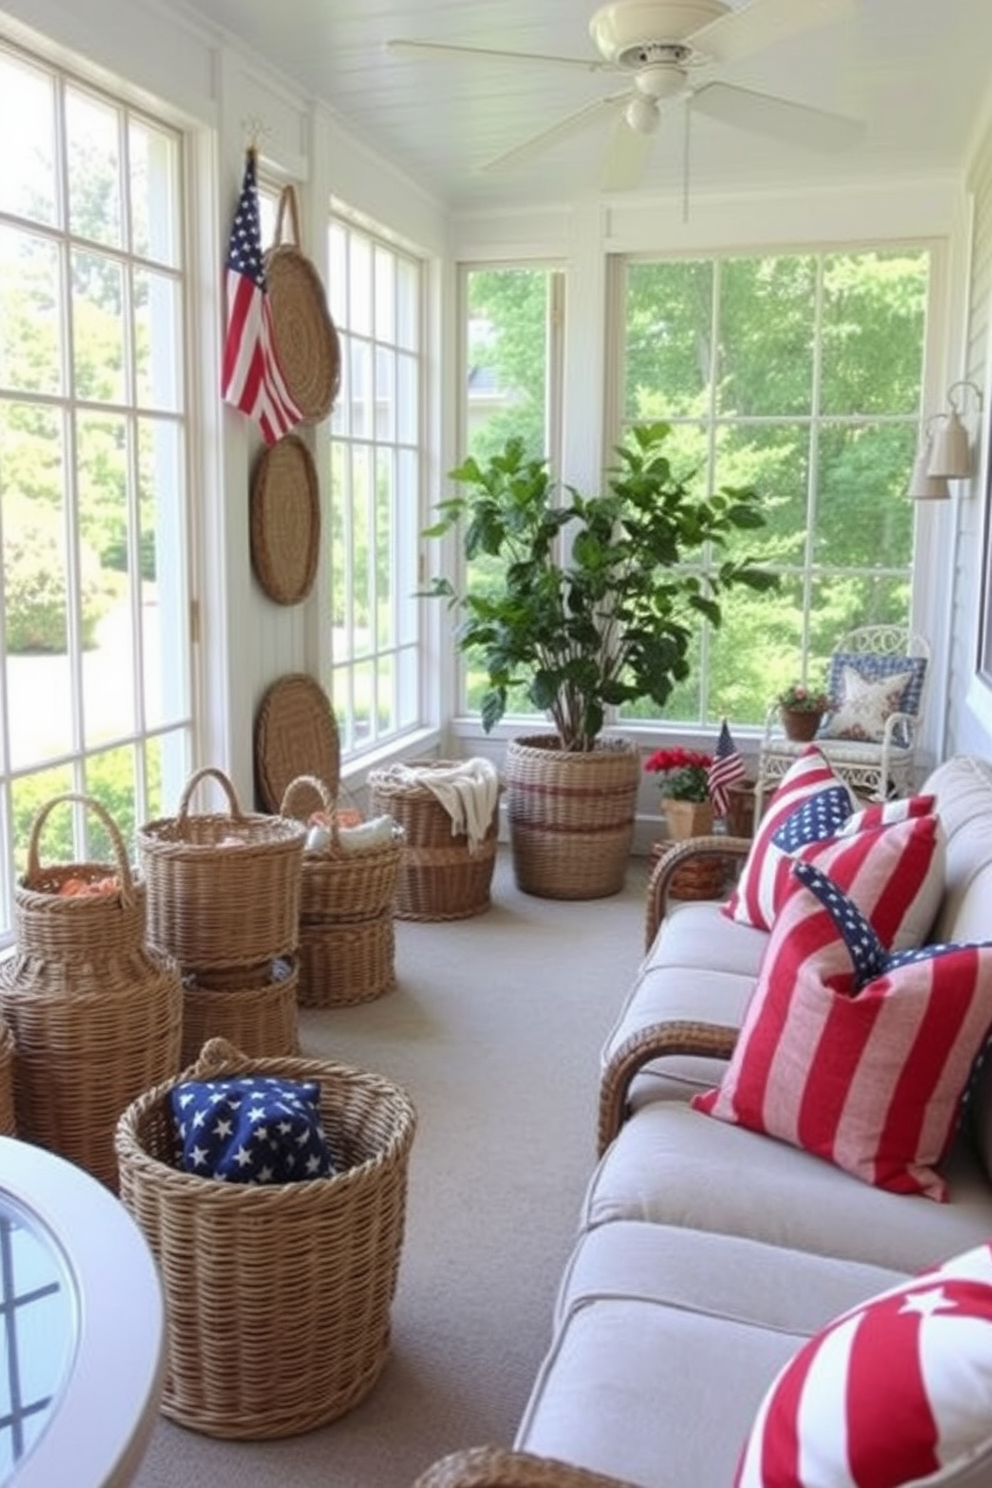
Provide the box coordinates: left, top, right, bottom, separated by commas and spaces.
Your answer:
175, 0, 992, 211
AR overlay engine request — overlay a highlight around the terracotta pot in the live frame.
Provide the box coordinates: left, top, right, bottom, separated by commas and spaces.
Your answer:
781, 708, 823, 742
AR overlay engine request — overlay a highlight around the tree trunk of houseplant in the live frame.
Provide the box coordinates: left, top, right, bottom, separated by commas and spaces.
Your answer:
504, 735, 640, 900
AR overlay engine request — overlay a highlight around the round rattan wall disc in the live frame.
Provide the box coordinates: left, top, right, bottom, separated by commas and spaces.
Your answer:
255, 673, 340, 814
264, 245, 341, 423
250, 435, 321, 605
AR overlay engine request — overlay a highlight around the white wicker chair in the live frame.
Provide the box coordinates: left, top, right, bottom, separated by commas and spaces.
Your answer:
755, 624, 931, 817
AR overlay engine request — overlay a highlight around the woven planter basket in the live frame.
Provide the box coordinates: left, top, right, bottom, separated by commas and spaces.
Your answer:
504, 735, 640, 900
0, 793, 183, 1189
367, 762, 499, 921
137, 766, 306, 975
180, 958, 301, 1065
297, 911, 396, 1008
0, 1016, 15, 1137
115, 1037, 417, 1440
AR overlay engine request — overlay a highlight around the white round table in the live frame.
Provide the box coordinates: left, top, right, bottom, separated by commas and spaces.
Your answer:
0, 1136, 164, 1487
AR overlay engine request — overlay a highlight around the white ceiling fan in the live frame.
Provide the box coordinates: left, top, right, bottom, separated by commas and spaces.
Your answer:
387, 0, 863, 193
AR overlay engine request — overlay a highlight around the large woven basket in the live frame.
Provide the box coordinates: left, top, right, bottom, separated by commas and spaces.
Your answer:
180, 958, 300, 1065
367, 762, 500, 921
1, 793, 183, 1189
504, 735, 640, 900
115, 1037, 417, 1440
137, 766, 306, 975
0, 1016, 15, 1137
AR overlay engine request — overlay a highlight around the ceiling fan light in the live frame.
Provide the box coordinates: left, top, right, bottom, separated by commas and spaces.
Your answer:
625, 94, 659, 134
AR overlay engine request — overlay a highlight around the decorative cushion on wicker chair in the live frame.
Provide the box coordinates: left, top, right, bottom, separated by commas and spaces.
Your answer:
171, 1073, 337, 1182
819, 651, 927, 745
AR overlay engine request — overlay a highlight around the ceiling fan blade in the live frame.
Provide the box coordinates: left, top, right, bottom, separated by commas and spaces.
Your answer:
479, 93, 628, 174
691, 81, 863, 152
386, 38, 608, 73
687, 0, 854, 67
601, 115, 655, 192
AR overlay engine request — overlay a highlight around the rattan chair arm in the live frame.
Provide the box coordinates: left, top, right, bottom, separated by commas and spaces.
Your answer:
413, 1447, 644, 1488
597, 1018, 739, 1156
644, 835, 752, 949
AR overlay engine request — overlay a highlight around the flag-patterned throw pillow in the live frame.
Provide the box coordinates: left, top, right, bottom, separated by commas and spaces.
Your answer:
724, 749, 942, 947
171, 1074, 337, 1183
724, 748, 854, 930
694, 861, 992, 1200
735, 1241, 992, 1488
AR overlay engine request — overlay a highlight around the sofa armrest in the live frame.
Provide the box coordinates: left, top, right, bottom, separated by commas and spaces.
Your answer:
645, 835, 753, 949
413, 1447, 644, 1488
597, 1019, 739, 1155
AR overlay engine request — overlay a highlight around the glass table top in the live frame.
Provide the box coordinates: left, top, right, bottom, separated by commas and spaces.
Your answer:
0, 1191, 75, 1483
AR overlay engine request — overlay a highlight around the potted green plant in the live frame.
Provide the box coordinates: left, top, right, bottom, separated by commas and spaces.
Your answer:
424, 421, 774, 898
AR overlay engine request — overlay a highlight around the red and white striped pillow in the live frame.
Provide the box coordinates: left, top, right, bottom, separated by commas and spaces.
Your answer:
724, 749, 942, 947
736, 1241, 992, 1488
694, 861, 992, 1200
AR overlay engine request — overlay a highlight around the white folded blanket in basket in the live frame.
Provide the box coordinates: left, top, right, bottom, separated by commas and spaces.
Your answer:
380, 758, 500, 853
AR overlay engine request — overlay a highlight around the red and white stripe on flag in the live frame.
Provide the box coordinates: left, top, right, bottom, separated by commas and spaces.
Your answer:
736, 1242, 992, 1488
221, 149, 304, 446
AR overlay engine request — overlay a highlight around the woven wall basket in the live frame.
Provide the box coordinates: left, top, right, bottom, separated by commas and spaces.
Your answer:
1, 793, 183, 1189
255, 674, 341, 815
504, 735, 640, 901
250, 435, 320, 605
264, 185, 340, 424
137, 766, 306, 976
115, 1037, 417, 1439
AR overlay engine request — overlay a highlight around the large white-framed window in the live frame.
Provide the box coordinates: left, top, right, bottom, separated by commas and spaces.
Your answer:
0, 40, 193, 945
614, 246, 930, 727
456, 262, 565, 720
327, 211, 424, 758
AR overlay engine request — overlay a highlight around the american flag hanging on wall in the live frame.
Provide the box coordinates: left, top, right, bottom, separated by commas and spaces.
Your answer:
221, 148, 303, 445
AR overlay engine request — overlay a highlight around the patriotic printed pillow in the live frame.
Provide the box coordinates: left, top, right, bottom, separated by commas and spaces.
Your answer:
724, 747, 855, 930
171, 1074, 337, 1183
736, 1241, 992, 1488
694, 861, 992, 1200
724, 751, 941, 946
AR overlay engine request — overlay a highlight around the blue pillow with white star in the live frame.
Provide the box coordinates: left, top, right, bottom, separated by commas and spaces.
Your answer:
170, 1074, 337, 1183
770, 784, 853, 855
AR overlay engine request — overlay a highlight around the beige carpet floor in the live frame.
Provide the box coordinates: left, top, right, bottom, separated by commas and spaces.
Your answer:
129, 846, 651, 1488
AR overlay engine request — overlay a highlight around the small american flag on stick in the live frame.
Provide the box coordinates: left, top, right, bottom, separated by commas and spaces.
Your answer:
708, 718, 746, 817
221, 148, 303, 445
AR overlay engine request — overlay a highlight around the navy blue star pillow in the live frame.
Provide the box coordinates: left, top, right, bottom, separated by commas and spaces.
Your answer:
171, 1074, 337, 1183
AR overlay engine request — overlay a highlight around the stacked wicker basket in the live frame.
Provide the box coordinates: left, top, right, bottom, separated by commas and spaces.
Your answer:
280, 775, 403, 1006
137, 767, 306, 1063
0, 793, 183, 1190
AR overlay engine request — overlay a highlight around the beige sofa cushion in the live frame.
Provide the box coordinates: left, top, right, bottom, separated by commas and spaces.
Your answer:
582, 1099, 992, 1273
516, 1222, 905, 1488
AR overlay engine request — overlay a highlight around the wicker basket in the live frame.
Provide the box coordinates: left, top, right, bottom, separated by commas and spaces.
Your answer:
137, 766, 306, 975
504, 736, 640, 900
115, 1037, 417, 1440
180, 958, 301, 1064
368, 762, 500, 921
0, 1016, 15, 1137
264, 186, 341, 424
281, 775, 403, 923
1, 793, 183, 1189
297, 911, 396, 1008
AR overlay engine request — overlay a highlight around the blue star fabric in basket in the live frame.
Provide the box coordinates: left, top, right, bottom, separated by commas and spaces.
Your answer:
171, 1074, 337, 1183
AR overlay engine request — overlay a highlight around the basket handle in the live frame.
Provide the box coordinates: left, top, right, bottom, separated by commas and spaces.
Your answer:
279, 773, 334, 822
272, 185, 301, 249
26, 793, 135, 901
184, 1037, 253, 1081
175, 767, 244, 826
